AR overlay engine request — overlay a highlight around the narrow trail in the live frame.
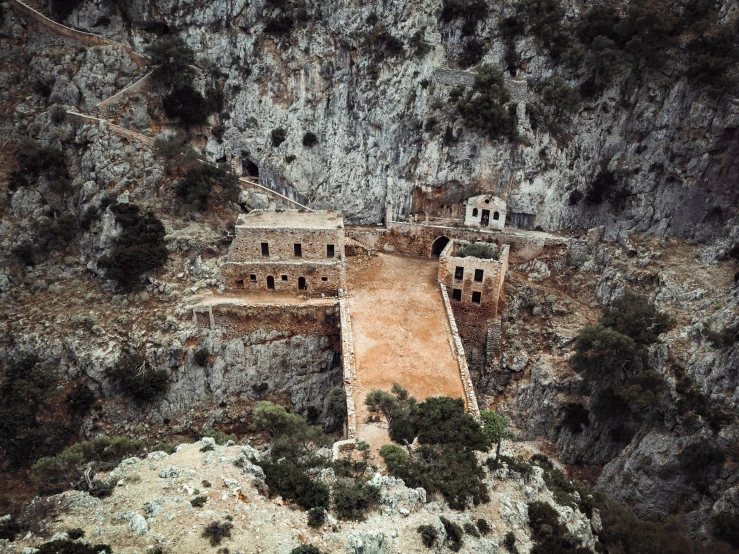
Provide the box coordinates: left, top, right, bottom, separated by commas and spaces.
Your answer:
11, 0, 310, 212
9, 0, 148, 67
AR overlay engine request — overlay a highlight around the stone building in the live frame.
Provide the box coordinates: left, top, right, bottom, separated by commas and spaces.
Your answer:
464, 195, 507, 231
438, 240, 509, 316
222, 210, 346, 296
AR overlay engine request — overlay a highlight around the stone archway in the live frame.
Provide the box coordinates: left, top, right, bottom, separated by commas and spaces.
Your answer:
430, 236, 450, 257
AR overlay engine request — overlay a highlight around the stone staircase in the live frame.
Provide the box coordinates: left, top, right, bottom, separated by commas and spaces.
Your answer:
485, 318, 502, 370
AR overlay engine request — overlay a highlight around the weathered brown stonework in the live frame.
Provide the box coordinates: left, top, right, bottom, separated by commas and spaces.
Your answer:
222, 210, 347, 297
438, 240, 509, 317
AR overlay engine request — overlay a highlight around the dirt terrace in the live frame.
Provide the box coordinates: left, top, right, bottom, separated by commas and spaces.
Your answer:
347, 253, 466, 451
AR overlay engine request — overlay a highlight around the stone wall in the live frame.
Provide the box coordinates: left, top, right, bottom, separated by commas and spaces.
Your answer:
221, 260, 344, 297
9, 0, 148, 67
438, 284, 480, 416
384, 221, 568, 257
438, 240, 509, 317
228, 226, 345, 262
339, 298, 358, 440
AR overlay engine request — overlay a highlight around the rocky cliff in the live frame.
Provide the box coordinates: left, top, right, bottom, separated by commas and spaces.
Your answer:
44, 0, 739, 245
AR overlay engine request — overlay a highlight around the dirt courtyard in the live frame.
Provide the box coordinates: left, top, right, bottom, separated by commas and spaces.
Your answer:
347, 253, 467, 451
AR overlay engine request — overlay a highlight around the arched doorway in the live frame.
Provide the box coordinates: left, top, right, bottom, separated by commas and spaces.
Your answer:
298, 277, 306, 290
430, 236, 450, 257
266, 276, 275, 290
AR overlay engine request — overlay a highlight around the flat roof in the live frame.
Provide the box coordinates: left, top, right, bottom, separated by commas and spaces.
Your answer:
235, 210, 344, 230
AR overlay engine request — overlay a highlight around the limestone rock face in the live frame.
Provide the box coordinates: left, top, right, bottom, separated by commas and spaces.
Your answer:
52, 0, 739, 243
345, 530, 389, 554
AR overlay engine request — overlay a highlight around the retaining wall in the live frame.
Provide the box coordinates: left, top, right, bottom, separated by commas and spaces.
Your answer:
386, 220, 569, 257
96, 70, 156, 116
339, 298, 358, 441
439, 283, 480, 416
66, 111, 155, 146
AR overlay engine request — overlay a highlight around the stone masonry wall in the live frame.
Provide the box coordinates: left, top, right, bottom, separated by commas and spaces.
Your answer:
222, 260, 344, 297
228, 226, 345, 262
9, 0, 148, 67
439, 241, 503, 316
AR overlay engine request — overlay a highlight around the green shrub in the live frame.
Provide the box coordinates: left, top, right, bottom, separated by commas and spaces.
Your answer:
201, 521, 232, 546
34, 213, 77, 252
0, 357, 75, 470
48, 0, 84, 18
162, 85, 210, 127
597, 495, 726, 554
417, 524, 438, 547
154, 133, 201, 173
703, 326, 738, 349
253, 401, 325, 458
331, 480, 381, 520
260, 460, 329, 509
379, 444, 409, 467
570, 325, 638, 384
302, 132, 318, 147
67, 528, 84, 539
503, 531, 517, 551
202, 427, 236, 445
678, 440, 725, 494
416, 396, 489, 450
516, 0, 569, 60
191, 495, 207, 507
32, 436, 144, 486
528, 501, 565, 540
459, 38, 485, 68
88, 480, 114, 498
13, 140, 68, 183
264, 15, 294, 35
455, 64, 515, 140
440, 517, 464, 552
65, 384, 96, 418
271, 128, 287, 147
539, 76, 580, 126
464, 522, 480, 537
490, 455, 533, 479
476, 518, 490, 535
35, 539, 112, 554
599, 290, 673, 345
307, 507, 326, 528
331, 459, 367, 478
97, 203, 168, 289
50, 104, 67, 124
290, 546, 322, 554
711, 511, 739, 548
456, 242, 495, 259
322, 386, 347, 433
440, 0, 488, 30
411, 30, 431, 57
147, 36, 196, 86
106, 353, 169, 403
12, 241, 35, 266
389, 444, 488, 510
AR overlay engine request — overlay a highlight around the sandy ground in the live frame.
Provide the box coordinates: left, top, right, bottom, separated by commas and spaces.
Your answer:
347, 254, 467, 452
